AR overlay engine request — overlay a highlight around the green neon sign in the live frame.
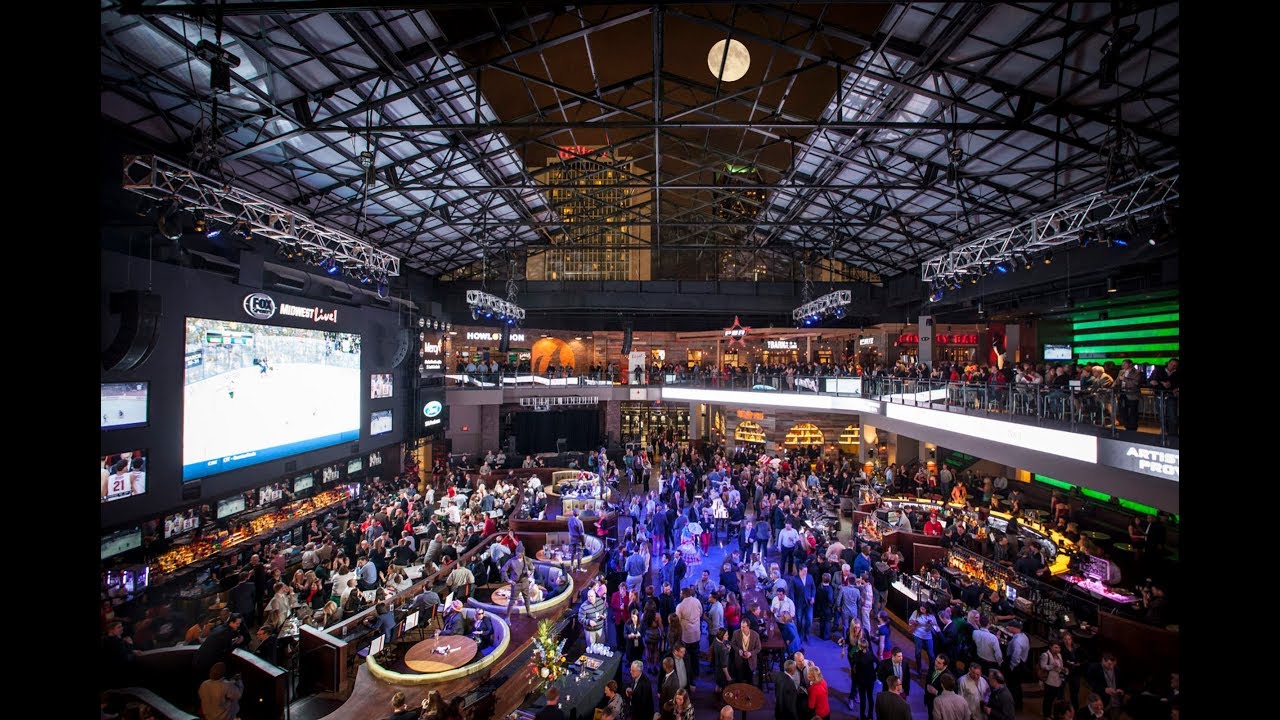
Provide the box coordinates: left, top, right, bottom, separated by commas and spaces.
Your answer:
1072, 327, 1180, 343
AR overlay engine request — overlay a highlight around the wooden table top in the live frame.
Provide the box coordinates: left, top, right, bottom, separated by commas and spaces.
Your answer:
1082, 530, 1111, 540
491, 585, 538, 607
723, 683, 766, 711
403, 635, 479, 673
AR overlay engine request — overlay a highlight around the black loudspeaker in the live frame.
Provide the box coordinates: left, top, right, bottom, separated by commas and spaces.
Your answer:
389, 328, 411, 368
237, 251, 264, 288
102, 291, 163, 372
621, 323, 633, 355
499, 324, 511, 353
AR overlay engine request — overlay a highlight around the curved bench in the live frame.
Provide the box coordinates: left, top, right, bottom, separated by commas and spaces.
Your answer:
365, 609, 512, 685
534, 533, 605, 569
465, 567, 577, 617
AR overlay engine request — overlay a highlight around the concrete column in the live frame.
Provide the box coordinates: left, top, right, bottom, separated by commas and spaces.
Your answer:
1006, 323, 1022, 366
479, 404, 500, 453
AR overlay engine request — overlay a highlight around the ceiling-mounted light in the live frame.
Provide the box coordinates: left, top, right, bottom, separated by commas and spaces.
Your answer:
1106, 277, 1118, 293
1043, 252, 1053, 265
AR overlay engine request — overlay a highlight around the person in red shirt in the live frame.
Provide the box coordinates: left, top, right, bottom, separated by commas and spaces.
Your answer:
923, 511, 944, 537
482, 514, 496, 537
500, 529, 519, 552
806, 664, 831, 719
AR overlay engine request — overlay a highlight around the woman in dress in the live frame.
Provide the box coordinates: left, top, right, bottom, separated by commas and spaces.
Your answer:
623, 608, 645, 663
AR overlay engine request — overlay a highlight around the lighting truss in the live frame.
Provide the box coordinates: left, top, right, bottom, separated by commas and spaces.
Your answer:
792, 290, 852, 325
122, 155, 400, 278
466, 289, 526, 324
920, 163, 1180, 283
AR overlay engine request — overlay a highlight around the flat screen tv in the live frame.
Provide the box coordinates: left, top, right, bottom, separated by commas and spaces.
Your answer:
321, 465, 341, 484
347, 457, 364, 475
102, 450, 147, 504
183, 316, 361, 481
216, 495, 247, 519
370, 409, 393, 436
371, 373, 393, 399
368, 451, 383, 468
101, 528, 142, 559
1044, 344, 1073, 360
163, 510, 200, 539
259, 482, 285, 506
294, 474, 314, 493
101, 382, 149, 429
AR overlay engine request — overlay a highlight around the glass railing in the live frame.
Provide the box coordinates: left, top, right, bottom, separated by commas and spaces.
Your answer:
440, 370, 1179, 447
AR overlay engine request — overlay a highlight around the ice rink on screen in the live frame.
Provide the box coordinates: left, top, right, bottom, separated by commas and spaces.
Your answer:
184, 363, 359, 465
102, 396, 147, 426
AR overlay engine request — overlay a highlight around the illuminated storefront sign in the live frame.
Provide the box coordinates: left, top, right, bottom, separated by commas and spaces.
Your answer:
736, 409, 765, 421
1098, 440, 1179, 480
723, 316, 750, 347
859, 337, 876, 347
466, 331, 526, 342
766, 340, 798, 350
896, 333, 978, 345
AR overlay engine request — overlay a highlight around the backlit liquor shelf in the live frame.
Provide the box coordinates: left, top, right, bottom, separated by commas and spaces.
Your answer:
152, 488, 349, 578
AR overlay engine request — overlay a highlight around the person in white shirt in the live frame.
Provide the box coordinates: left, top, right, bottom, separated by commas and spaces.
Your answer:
749, 553, 769, 583
1038, 640, 1067, 717
674, 587, 704, 675
971, 616, 1003, 668
446, 503, 462, 525
957, 662, 991, 720
771, 587, 796, 619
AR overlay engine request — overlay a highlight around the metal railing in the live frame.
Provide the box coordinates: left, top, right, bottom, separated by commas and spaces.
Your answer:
441, 369, 1179, 447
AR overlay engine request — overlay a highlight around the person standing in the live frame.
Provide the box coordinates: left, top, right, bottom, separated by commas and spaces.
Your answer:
923, 653, 950, 718
1059, 632, 1084, 711
503, 545, 536, 618
567, 510, 586, 571
659, 657, 680, 720
806, 665, 831, 720
1039, 640, 1067, 718
957, 662, 991, 720
711, 627, 732, 698
933, 672, 971, 720
877, 647, 912, 697
198, 662, 243, 720
773, 659, 803, 720
1004, 620, 1030, 711
985, 669, 1016, 720
625, 661, 654, 720
675, 587, 703, 681
730, 621, 761, 683
874, 675, 912, 720
845, 636, 877, 720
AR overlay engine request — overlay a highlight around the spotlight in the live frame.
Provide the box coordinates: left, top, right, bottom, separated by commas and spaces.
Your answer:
232, 221, 251, 241
206, 228, 223, 239
969, 274, 978, 284
157, 202, 184, 241
322, 255, 339, 274
1043, 252, 1053, 265
1107, 277, 1118, 293
995, 261, 1010, 273
977, 302, 985, 317
377, 280, 388, 299
929, 288, 944, 303
193, 211, 207, 233
1023, 255, 1033, 271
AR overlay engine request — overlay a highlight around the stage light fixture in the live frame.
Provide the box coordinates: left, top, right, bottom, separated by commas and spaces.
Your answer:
1043, 252, 1053, 265
1107, 277, 1118, 293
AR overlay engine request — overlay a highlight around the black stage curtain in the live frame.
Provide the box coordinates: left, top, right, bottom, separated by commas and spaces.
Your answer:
512, 409, 601, 454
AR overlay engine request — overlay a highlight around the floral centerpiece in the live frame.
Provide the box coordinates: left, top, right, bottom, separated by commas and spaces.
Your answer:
530, 620, 568, 693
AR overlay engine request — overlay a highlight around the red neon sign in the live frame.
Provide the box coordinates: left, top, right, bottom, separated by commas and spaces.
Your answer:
557, 146, 597, 160
896, 333, 978, 345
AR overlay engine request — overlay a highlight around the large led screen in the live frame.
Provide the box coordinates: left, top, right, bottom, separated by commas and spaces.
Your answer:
183, 317, 362, 481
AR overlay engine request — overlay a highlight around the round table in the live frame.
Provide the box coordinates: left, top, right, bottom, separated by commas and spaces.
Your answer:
1114, 542, 1135, 553
491, 585, 538, 608
723, 683, 766, 720
1082, 530, 1111, 541
536, 546, 572, 563
403, 635, 479, 673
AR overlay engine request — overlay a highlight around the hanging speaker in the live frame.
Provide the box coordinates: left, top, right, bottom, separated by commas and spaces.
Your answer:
499, 324, 511, 353
621, 323, 633, 355
102, 291, 163, 372
389, 328, 412, 368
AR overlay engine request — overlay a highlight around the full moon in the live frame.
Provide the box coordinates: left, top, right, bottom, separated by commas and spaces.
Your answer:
707, 39, 750, 82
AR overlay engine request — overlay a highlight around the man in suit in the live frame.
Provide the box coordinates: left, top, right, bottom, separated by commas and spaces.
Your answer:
659, 657, 680, 720
773, 659, 803, 720
1084, 653, 1126, 714
664, 644, 689, 693
625, 660, 654, 720
874, 675, 912, 720
877, 647, 912, 697
730, 621, 761, 683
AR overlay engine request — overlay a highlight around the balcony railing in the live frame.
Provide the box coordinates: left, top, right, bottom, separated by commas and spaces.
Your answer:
441, 369, 1179, 448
